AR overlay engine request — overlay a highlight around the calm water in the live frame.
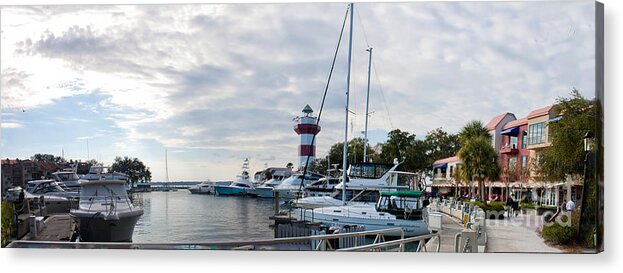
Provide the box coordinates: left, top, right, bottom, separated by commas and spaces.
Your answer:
132, 190, 276, 243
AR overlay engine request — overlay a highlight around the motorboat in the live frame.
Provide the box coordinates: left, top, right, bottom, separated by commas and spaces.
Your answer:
188, 182, 214, 194
70, 179, 143, 242
214, 158, 254, 196
246, 167, 293, 198
302, 177, 340, 198
80, 164, 129, 181
246, 178, 283, 198
298, 190, 430, 237
25, 179, 80, 199
272, 172, 324, 200
9, 184, 75, 214
51, 167, 84, 191
292, 162, 416, 209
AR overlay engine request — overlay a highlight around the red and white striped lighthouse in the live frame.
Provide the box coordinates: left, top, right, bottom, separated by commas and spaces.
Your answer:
294, 104, 321, 169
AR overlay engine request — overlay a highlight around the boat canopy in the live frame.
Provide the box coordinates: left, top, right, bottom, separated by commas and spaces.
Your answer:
380, 190, 423, 198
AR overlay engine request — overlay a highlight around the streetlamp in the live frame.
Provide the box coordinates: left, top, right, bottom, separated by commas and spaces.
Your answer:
577, 130, 595, 244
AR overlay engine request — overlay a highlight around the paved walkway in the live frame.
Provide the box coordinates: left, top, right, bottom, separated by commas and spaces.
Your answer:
485, 214, 562, 253
425, 213, 465, 252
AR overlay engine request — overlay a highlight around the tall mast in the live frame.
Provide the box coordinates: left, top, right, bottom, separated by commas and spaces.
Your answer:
165, 148, 169, 185
341, 2, 354, 206
363, 47, 372, 163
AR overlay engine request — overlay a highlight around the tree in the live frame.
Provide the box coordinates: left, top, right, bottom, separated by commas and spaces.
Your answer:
30, 153, 66, 164
424, 127, 460, 165
379, 129, 416, 169
325, 137, 377, 170
539, 89, 598, 246
457, 121, 499, 202
110, 156, 152, 188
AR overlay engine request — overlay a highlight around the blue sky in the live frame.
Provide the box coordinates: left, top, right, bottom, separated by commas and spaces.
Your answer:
1, 1, 596, 181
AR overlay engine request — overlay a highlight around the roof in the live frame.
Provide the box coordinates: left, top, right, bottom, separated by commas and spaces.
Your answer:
302, 104, 313, 114
502, 118, 528, 130
485, 112, 515, 130
380, 190, 423, 198
432, 156, 460, 166
527, 105, 553, 119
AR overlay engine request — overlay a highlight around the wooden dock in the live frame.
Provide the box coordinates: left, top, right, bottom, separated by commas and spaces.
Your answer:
28, 214, 75, 242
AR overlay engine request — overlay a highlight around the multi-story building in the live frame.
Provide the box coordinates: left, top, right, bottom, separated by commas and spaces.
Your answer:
430, 105, 580, 205
1, 159, 39, 195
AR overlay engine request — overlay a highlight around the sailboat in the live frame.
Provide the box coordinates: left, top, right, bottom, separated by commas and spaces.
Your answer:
160, 149, 177, 191
296, 3, 430, 237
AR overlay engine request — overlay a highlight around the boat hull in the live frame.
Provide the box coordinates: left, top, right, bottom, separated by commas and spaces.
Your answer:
188, 187, 211, 194
214, 186, 247, 196
299, 208, 430, 237
246, 187, 274, 198
71, 210, 143, 242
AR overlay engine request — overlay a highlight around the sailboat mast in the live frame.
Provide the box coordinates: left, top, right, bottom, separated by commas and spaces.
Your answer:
363, 47, 372, 163
341, 2, 354, 206
165, 148, 169, 186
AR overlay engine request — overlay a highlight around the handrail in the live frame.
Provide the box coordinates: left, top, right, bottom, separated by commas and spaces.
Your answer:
337, 232, 440, 252
8, 227, 406, 250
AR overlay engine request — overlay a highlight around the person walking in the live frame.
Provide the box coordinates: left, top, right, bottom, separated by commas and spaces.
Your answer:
506, 196, 514, 218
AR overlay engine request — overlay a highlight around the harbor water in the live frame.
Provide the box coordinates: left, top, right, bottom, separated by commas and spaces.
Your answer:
132, 190, 276, 243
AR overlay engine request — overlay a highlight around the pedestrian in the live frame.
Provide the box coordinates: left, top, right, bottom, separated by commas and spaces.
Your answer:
506, 196, 514, 218
566, 199, 576, 211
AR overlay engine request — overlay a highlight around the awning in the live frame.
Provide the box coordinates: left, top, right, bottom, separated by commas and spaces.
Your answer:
433, 163, 448, 169
500, 126, 519, 136
549, 116, 562, 122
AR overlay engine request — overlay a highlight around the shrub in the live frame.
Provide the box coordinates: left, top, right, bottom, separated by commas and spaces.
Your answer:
1, 201, 15, 247
542, 222, 575, 245
520, 202, 535, 209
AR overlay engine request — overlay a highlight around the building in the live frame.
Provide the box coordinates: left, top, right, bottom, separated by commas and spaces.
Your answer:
429, 105, 581, 205
293, 104, 321, 169
1, 158, 39, 195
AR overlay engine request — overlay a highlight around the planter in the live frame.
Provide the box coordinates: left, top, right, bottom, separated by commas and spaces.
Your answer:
536, 206, 557, 216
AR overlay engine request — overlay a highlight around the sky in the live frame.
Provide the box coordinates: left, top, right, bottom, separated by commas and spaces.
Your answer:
0, 1, 597, 182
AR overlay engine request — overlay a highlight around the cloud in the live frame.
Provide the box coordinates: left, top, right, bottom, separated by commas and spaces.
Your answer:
1, 2, 597, 180
1, 122, 22, 129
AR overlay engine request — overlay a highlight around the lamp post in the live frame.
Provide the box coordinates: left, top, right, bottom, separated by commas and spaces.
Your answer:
577, 131, 594, 244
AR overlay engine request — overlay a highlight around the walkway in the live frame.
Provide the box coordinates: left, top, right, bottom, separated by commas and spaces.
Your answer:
485, 214, 562, 253
425, 213, 465, 252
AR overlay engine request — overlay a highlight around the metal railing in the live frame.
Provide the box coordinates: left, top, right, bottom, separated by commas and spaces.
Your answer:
8, 227, 408, 250
337, 232, 440, 252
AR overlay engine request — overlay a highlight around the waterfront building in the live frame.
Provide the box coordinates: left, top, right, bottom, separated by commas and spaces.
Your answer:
293, 105, 321, 169
429, 105, 581, 206
1, 159, 39, 195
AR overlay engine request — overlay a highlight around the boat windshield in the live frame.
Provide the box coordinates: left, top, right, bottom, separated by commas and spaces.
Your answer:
56, 172, 80, 181
348, 163, 392, 179
30, 182, 65, 194
329, 190, 380, 202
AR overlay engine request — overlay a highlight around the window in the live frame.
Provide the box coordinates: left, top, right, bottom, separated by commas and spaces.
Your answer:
521, 156, 528, 170
509, 136, 517, 149
521, 131, 527, 149
528, 122, 546, 145
508, 157, 517, 170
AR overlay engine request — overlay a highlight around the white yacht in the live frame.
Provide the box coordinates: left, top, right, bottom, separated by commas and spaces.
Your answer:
214, 158, 255, 196
298, 191, 430, 237
51, 166, 84, 191
272, 172, 324, 200
246, 178, 283, 198
21, 180, 77, 213
80, 164, 129, 181
292, 162, 415, 209
188, 182, 213, 194
70, 179, 143, 242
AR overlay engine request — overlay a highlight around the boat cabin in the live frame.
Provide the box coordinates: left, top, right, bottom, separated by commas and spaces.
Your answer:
375, 191, 424, 220
348, 163, 393, 179
26, 180, 67, 195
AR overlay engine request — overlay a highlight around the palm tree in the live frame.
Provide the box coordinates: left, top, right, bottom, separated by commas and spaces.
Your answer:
458, 121, 499, 202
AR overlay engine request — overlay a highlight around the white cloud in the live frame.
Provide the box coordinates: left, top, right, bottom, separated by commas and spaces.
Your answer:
1, 2, 597, 180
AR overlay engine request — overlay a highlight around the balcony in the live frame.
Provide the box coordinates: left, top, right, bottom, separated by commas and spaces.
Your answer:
500, 144, 518, 154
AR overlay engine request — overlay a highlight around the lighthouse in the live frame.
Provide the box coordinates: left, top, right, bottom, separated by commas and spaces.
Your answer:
294, 104, 321, 169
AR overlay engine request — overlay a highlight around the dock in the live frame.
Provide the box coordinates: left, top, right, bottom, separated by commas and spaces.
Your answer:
27, 214, 75, 242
